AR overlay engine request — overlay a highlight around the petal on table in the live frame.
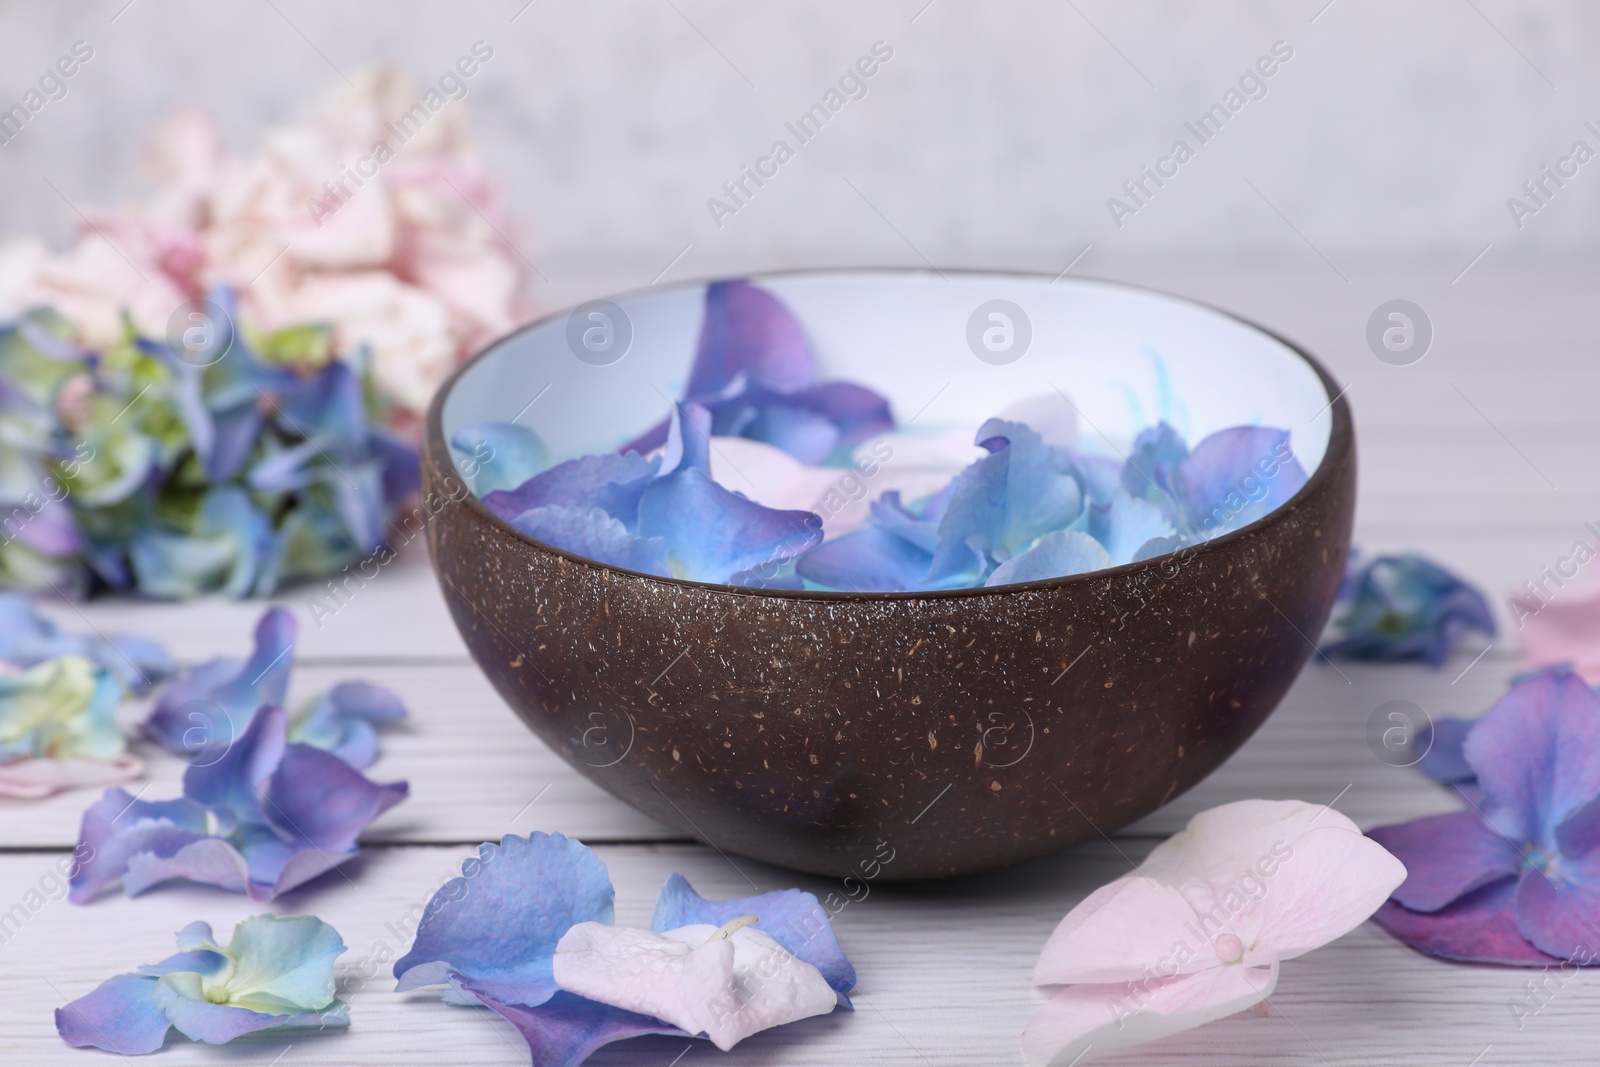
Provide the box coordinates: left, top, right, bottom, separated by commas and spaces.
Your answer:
1240, 824, 1407, 964
182, 705, 288, 829
122, 836, 253, 898
1362, 812, 1519, 913
468, 987, 684, 1067
1416, 716, 1477, 785
69, 789, 212, 902
0, 754, 143, 799
220, 914, 346, 1013
1021, 962, 1278, 1067
1463, 669, 1600, 846
394, 832, 616, 1009
552, 921, 838, 1051
1371, 879, 1557, 966
1513, 853, 1600, 961
651, 873, 856, 994
288, 680, 407, 769
153, 973, 299, 1045
1033, 876, 1215, 985
55, 973, 172, 1055
506, 505, 671, 576
985, 530, 1113, 587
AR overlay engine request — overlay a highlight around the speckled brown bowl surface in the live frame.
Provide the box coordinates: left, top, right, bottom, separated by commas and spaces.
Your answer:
423, 270, 1354, 881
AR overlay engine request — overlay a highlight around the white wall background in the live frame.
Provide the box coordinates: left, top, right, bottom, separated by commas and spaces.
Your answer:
1, 0, 1596, 303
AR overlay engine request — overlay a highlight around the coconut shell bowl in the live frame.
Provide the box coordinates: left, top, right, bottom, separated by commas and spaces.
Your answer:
422, 269, 1355, 881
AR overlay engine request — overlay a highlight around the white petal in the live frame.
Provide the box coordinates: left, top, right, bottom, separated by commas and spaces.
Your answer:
1033, 877, 1217, 985
1243, 825, 1406, 964
1021, 963, 1277, 1067
552, 922, 837, 1051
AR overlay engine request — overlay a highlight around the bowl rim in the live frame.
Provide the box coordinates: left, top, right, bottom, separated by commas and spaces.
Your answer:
425, 266, 1353, 602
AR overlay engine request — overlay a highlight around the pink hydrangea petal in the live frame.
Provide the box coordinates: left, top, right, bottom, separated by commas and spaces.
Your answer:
1021, 962, 1278, 1067
1516, 588, 1600, 682
0, 755, 143, 799
1242, 825, 1407, 964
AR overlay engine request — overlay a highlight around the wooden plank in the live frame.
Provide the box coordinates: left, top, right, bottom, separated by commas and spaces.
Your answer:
0, 840, 1588, 1065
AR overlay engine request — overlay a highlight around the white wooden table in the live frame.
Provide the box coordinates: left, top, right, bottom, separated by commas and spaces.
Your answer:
4, 262, 1591, 1065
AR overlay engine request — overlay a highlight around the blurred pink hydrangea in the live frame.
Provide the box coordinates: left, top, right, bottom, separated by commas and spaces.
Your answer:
0, 63, 530, 419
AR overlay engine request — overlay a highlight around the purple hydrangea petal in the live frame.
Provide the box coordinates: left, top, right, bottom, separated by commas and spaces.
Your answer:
451, 421, 550, 495
727, 402, 839, 465
152, 975, 300, 1045
652, 872, 856, 993
1513, 856, 1600, 960
289, 681, 407, 769
1174, 426, 1306, 537
183, 705, 289, 829
1416, 717, 1477, 785
930, 419, 1083, 581
482, 452, 660, 528
259, 741, 408, 885
394, 833, 615, 1008
506, 506, 670, 576
660, 403, 712, 476
687, 280, 815, 399
137, 949, 229, 978
55, 974, 172, 1054
469, 987, 684, 1067
637, 468, 822, 584
796, 526, 933, 593
149, 608, 296, 764
1372, 879, 1559, 966
1322, 554, 1497, 666
69, 790, 212, 902
1464, 670, 1600, 847
123, 836, 253, 898
14, 496, 83, 557
271, 359, 366, 444
1366, 812, 1522, 912
756, 381, 894, 452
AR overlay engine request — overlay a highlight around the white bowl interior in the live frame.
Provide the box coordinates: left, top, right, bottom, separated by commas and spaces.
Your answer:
442, 271, 1332, 481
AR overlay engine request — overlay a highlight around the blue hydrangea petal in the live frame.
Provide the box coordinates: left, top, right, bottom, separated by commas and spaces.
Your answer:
1071, 452, 1124, 507
1366, 812, 1521, 912
730, 402, 838, 465
137, 950, 228, 978
55, 973, 172, 1054
289, 681, 407, 769
796, 526, 932, 593
687, 279, 815, 398
468, 987, 684, 1067
270, 359, 366, 444
985, 530, 1114, 587
482, 452, 660, 529
1464, 670, 1600, 848
69, 790, 212, 902
1093, 489, 1177, 565
1372, 880, 1559, 966
660, 403, 713, 476
149, 608, 296, 763
870, 491, 941, 555
637, 468, 822, 584
1174, 426, 1306, 537
1322, 554, 1497, 666
1416, 717, 1477, 785
929, 419, 1083, 581
451, 421, 549, 495
741, 380, 894, 455
506, 506, 670, 576
652, 872, 856, 993
1121, 422, 1188, 501
394, 833, 615, 1007
128, 488, 276, 600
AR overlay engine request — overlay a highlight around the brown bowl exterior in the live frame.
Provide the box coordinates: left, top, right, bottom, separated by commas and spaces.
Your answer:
423, 311, 1355, 881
